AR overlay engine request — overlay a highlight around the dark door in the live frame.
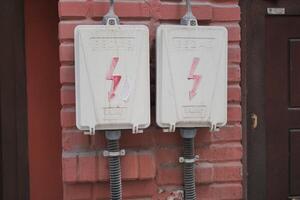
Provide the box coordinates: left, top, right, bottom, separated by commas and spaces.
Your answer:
0, 0, 29, 199
265, 16, 300, 199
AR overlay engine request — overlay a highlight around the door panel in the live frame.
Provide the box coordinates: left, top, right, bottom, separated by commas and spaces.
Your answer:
290, 130, 300, 195
266, 16, 300, 199
289, 40, 300, 107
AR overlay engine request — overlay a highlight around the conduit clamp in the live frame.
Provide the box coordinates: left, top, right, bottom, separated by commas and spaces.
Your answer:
179, 155, 200, 164
103, 149, 126, 157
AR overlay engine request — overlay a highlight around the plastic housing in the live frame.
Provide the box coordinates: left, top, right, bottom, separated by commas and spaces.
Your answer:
156, 25, 228, 132
74, 25, 150, 134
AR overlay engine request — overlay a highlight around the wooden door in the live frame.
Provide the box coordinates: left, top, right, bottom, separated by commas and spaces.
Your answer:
242, 1, 300, 199
266, 16, 300, 199
0, 0, 29, 199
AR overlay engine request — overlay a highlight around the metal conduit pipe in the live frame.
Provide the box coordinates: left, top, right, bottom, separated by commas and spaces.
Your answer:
180, 129, 198, 200
179, 0, 198, 199
104, 131, 125, 200
102, 2, 123, 200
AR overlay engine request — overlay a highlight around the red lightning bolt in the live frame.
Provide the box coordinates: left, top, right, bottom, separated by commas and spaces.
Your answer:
106, 57, 121, 101
188, 57, 201, 100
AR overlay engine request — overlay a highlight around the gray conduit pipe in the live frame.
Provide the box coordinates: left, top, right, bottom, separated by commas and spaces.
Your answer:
179, 0, 198, 199
180, 129, 198, 200
104, 131, 124, 200
101, 2, 123, 200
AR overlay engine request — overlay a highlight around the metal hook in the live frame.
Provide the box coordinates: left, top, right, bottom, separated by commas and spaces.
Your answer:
180, 0, 197, 26
102, 0, 120, 25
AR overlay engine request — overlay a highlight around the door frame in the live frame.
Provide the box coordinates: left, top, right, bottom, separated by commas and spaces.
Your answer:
241, 0, 300, 199
0, 0, 30, 199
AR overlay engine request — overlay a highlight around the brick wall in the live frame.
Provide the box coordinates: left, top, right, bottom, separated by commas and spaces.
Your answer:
58, 0, 242, 199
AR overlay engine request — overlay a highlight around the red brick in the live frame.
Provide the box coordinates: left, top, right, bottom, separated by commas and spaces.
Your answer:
197, 142, 243, 162
228, 45, 241, 63
94, 180, 156, 199
227, 24, 241, 41
59, 21, 97, 41
210, 125, 242, 143
213, 162, 242, 182
62, 156, 77, 182
228, 65, 241, 83
121, 152, 139, 180
213, 6, 241, 21
196, 125, 242, 144
61, 107, 76, 128
197, 183, 243, 199
60, 43, 74, 63
58, 1, 89, 19
158, 4, 212, 20
97, 153, 109, 182
157, 166, 182, 185
62, 129, 89, 151
154, 129, 182, 146
195, 163, 214, 184
228, 104, 242, 122
156, 147, 180, 165
157, 163, 214, 185
64, 183, 92, 200
91, 2, 151, 18
97, 151, 155, 181
60, 66, 74, 84
138, 152, 156, 180
78, 153, 97, 182
61, 85, 75, 105
121, 131, 155, 148
228, 85, 241, 102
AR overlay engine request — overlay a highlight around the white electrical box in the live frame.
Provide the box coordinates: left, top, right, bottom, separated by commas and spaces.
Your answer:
74, 25, 150, 134
156, 25, 228, 132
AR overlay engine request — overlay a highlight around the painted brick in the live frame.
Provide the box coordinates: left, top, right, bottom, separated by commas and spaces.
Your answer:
61, 85, 75, 105
200, 125, 242, 143
61, 107, 76, 128
59, 21, 97, 41
59, 0, 243, 199
158, 4, 212, 20
78, 153, 97, 182
94, 180, 156, 199
213, 6, 241, 21
228, 45, 241, 63
228, 85, 241, 102
60, 66, 74, 84
213, 162, 242, 182
58, 1, 89, 19
64, 183, 92, 200
97, 153, 109, 182
62, 156, 77, 182
138, 152, 156, 180
59, 43, 74, 63
91, 2, 151, 18
157, 163, 214, 185
197, 183, 243, 199
228, 104, 242, 122
228, 65, 241, 83
197, 142, 243, 162
62, 129, 89, 151
121, 152, 139, 180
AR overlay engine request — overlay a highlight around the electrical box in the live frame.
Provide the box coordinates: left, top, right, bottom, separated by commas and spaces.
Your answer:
156, 25, 228, 132
75, 25, 150, 134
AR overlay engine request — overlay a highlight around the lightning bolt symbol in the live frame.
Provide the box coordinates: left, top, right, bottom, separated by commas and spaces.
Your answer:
188, 57, 201, 100
106, 57, 121, 101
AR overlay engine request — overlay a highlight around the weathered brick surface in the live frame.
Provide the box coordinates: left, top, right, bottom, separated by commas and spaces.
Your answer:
59, 0, 242, 199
